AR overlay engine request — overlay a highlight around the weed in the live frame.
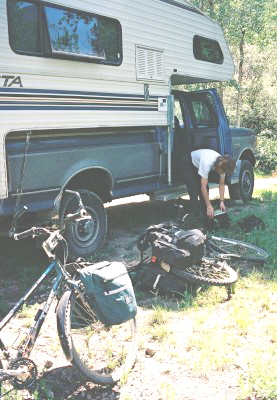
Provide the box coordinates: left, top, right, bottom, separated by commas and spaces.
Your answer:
143, 307, 171, 342
160, 382, 178, 400
238, 346, 277, 400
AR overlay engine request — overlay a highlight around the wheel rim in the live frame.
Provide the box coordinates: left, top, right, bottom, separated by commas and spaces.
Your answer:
69, 295, 137, 382
207, 237, 268, 262
241, 169, 252, 196
69, 205, 99, 248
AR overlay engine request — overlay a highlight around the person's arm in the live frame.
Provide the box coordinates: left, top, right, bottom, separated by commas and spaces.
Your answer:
219, 174, 226, 211
201, 177, 214, 218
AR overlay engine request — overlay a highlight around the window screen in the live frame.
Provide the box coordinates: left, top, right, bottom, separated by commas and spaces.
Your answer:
193, 35, 223, 64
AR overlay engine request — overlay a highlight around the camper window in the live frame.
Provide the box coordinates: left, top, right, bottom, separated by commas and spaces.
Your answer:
7, 1, 41, 54
7, 1, 122, 65
193, 35, 223, 65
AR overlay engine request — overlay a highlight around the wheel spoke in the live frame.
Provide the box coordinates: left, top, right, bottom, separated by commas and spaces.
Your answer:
57, 291, 137, 385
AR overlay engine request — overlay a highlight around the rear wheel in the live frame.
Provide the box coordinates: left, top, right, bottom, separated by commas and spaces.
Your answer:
60, 190, 107, 259
57, 291, 138, 385
228, 160, 254, 201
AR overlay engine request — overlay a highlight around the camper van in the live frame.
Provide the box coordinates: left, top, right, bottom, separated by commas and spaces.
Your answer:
0, 0, 256, 258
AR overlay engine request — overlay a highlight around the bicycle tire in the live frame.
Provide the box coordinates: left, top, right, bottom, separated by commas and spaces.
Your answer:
56, 290, 138, 385
171, 259, 238, 286
206, 235, 268, 264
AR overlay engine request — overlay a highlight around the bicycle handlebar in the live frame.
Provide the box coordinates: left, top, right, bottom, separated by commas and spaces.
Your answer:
12, 190, 90, 262
14, 227, 51, 241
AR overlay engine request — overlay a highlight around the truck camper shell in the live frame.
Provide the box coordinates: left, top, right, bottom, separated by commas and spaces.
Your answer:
0, 0, 255, 260
0, 0, 235, 194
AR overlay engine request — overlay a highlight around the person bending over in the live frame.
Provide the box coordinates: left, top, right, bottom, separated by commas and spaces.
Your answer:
182, 149, 235, 219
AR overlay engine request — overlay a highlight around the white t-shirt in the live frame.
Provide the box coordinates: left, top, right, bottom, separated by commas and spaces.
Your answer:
191, 149, 223, 179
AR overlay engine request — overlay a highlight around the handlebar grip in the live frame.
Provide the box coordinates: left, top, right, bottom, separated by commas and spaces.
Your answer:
14, 227, 35, 240
65, 208, 89, 221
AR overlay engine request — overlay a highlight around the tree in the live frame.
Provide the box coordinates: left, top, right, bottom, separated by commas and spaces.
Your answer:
190, 0, 276, 127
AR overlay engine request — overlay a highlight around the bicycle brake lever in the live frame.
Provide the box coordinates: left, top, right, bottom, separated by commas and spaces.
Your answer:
9, 206, 28, 237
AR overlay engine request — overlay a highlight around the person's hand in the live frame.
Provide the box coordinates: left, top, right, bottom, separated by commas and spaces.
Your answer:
220, 200, 226, 211
207, 205, 214, 218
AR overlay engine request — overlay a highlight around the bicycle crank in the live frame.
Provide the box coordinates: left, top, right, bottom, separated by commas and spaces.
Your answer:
8, 358, 37, 389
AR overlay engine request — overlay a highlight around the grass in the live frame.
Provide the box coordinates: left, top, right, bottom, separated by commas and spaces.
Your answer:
135, 180, 277, 399
0, 178, 276, 399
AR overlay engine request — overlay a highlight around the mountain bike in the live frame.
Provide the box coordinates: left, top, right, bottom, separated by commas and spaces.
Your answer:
0, 191, 137, 398
174, 206, 269, 265
136, 225, 238, 288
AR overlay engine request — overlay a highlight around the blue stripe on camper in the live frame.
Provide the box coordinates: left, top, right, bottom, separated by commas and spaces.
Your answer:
0, 106, 158, 111
0, 88, 148, 99
0, 88, 158, 111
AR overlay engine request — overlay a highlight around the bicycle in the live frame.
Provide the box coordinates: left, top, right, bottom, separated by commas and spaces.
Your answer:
0, 190, 137, 398
136, 225, 238, 288
136, 204, 268, 289
172, 232, 269, 286
174, 206, 269, 266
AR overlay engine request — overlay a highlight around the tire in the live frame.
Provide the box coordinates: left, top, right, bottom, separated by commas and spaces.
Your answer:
206, 235, 268, 264
171, 259, 237, 286
60, 190, 107, 259
228, 160, 254, 201
56, 291, 138, 385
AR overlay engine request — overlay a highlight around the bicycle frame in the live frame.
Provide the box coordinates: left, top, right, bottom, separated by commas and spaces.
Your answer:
0, 260, 63, 377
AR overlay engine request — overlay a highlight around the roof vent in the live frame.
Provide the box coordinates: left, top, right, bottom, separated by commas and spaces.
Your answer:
136, 46, 164, 81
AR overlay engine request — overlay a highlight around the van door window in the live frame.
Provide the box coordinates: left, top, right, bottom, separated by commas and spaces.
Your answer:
189, 94, 218, 129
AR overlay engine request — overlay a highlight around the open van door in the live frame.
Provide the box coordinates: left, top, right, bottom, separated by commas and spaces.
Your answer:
174, 89, 233, 157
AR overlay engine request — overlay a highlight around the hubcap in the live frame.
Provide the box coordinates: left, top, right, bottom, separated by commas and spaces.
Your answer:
75, 218, 95, 242
70, 207, 99, 247
242, 170, 252, 195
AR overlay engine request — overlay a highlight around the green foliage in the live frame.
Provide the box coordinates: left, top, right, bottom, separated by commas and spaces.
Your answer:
189, 0, 277, 132
256, 135, 277, 174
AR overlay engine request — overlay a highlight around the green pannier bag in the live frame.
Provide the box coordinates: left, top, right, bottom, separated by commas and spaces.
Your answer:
77, 261, 137, 327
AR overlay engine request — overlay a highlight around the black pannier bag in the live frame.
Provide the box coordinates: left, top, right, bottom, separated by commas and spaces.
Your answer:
138, 223, 205, 268
130, 263, 188, 296
151, 239, 192, 268
77, 261, 137, 327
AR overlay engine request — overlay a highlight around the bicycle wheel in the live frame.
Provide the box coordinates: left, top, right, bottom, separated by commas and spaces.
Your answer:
206, 235, 268, 264
171, 259, 238, 286
56, 291, 138, 385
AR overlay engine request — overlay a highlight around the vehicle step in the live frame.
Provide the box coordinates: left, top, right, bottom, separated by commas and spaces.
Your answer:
151, 183, 218, 201
151, 185, 188, 201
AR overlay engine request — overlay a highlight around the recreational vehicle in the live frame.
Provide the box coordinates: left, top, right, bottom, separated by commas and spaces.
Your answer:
0, 0, 256, 257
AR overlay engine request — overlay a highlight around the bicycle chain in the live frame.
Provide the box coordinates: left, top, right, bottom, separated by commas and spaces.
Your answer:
8, 357, 37, 390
